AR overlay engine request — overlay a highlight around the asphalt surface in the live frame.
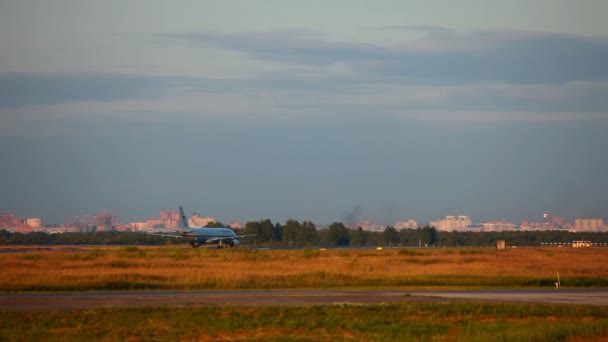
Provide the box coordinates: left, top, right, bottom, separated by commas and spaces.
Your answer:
1, 289, 607, 311
411, 289, 608, 306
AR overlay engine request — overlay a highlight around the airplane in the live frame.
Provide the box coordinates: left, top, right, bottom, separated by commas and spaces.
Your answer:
149, 206, 255, 248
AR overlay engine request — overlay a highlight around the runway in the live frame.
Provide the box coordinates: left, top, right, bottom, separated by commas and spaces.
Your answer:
411, 289, 608, 306
1, 289, 607, 311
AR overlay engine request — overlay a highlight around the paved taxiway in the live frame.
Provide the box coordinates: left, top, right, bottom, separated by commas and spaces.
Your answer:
412, 289, 608, 306
1, 289, 607, 311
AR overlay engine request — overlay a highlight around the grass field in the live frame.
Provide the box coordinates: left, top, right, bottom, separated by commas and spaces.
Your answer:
1, 303, 607, 341
2, 246, 608, 341
0, 247, 608, 292
1, 246, 607, 291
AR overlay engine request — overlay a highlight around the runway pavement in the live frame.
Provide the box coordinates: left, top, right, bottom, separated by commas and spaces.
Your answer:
1, 289, 607, 311
411, 289, 608, 306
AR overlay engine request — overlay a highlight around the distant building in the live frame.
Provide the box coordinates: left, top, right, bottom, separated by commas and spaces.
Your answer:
92, 213, 115, 226
574, 218, 605, 232
551, 216, 567, 228
27, 218, 42, 229
160, 210, 178, 221
160, 210, 179, 229
147, 218, 163, 229
189, 213, 216, 227
480, 220, 517, 232
45, 225, 81, 234
354, 221, 385, 232
11, 225, 33, 233
229, 221, 243, 229
394, 220, 418, 230
430, 215, 471, 231
45, 227, 66, 234
0, 214, 40, 232
520, 222, 559, 231
98, 225, 119, 232
0, 214, 15, 229
115, 224, 130, 232
519, 214, 563, 230
131, 222, 149, 231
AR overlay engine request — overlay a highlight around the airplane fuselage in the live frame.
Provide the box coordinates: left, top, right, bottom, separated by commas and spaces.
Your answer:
177, 227, 236, 238
177, 227, 241, 247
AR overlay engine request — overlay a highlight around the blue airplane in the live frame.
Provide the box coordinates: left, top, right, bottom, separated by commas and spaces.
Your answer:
150, 206, 255, 248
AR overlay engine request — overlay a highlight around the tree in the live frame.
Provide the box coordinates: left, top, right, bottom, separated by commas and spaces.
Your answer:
204, 221, 225, 228
260, 220, 274, 242
383, 226, 400, 246
366, 231, 382, 246
399, 228, 419, 246
351, 227, 367, 246
281, 219, 300, 246
243, 221, 263, 245
418, 226, 438, 246
327, 222, 350, 246
273, 222, 283, 243
243, 219, 282, 245
297, 221, 319, 246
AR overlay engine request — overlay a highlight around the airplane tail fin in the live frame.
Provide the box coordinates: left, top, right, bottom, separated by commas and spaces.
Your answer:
179, 206, 189, 228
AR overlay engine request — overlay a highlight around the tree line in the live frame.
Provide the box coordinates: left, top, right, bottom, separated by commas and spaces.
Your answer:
2, 220, 608, 247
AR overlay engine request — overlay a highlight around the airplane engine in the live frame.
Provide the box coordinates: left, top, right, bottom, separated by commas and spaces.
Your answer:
226, 239, 240, 247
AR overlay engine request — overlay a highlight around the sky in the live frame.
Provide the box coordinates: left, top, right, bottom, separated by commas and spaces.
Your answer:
1, 0, 608, 226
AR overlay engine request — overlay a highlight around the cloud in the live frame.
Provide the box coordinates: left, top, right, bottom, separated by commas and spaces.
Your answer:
3, 26, 608, 133
372, 25, 450, 33
159, 30, 393, 66
2, 72, 607, 138
382, 30, 608, 84
0, 72, 183, 109
162, 28, 608, 85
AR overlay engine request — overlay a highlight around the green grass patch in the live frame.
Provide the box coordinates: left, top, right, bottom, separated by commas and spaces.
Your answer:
398, 249, 424, 256
19, 254, 43, 261
458, 248, 491, 255
0, 303, 606, 341
117, 246, 148, 258
302, 248, 321, 259
82, 248, 107, 260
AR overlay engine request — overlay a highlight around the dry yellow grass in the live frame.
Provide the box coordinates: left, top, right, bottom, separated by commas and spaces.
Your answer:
1, 246, 607, 291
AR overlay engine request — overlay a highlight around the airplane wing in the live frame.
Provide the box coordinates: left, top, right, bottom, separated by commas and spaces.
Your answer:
201, 237, 223, 243
236, 234, 257, 238
197, 234, 257, 243
145, 232, 183, 239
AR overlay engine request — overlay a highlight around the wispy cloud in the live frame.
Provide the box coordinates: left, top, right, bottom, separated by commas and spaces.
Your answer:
2, 27, 608, 135
2, 72, 608, 137
0, 72, 184, 109
159, 30, 393, 66
162, 28, 608, 85
372, 25, 450, 32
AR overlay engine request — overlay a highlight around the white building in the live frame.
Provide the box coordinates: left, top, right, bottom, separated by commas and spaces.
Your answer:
394, 220, 418, 230
356, 221, 385, 232
131, 222, 149, 231
480, 220, 516, 232
189, 213, 217, 227
26, 218, 42, 229
574, 218, 605, 232
430, 215, 472, 231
